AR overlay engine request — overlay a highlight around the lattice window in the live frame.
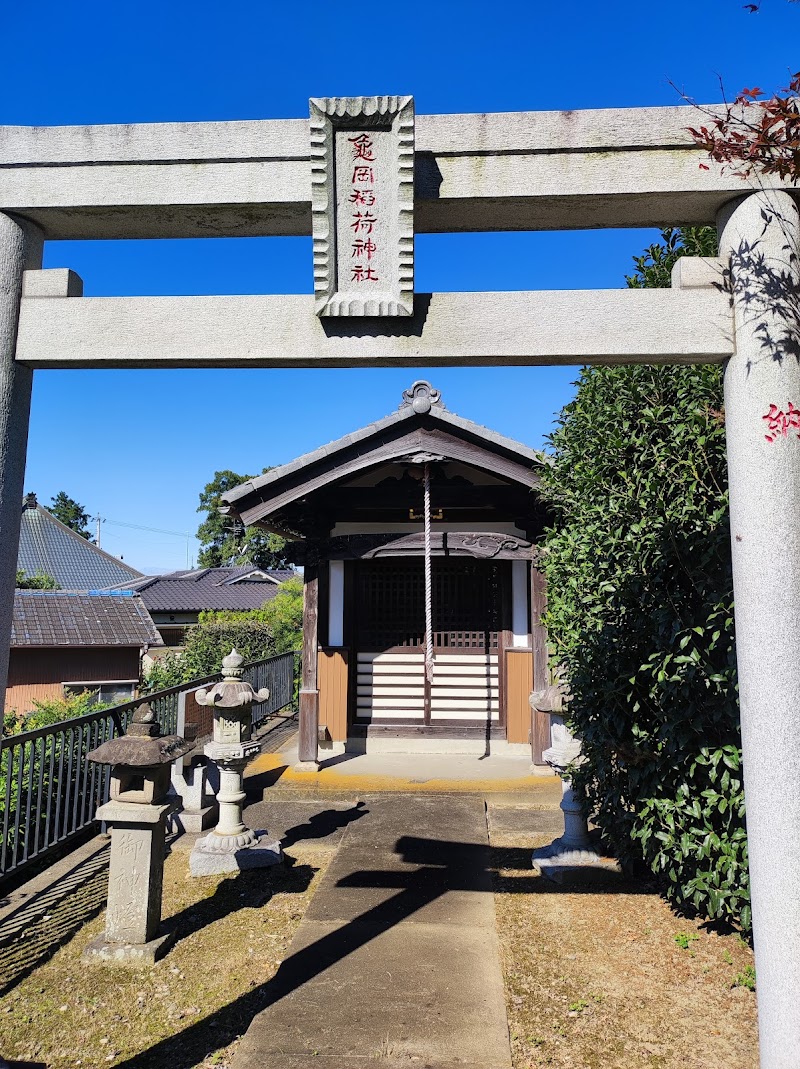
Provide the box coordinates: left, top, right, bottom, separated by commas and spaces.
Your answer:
355, 560, 503, 650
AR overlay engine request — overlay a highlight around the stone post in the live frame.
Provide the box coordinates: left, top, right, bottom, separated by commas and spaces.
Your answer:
189, 649, 282, 875
170, 688, 217, 833
717, 189, 800, 1069
0, 214, 43, 725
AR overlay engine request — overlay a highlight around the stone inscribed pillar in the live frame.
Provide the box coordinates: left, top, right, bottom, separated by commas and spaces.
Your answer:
83, 703, 193, 964
310, 95, 414, 316
95, 807, 171, 949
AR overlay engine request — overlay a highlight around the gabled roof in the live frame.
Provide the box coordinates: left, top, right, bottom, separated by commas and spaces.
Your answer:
11, 591, 162, 648
18, 496, 142, 590
221, 380, 548, 530
106, 566, 295, 613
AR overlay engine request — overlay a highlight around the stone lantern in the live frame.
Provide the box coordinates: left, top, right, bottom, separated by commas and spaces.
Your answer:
530, 683, 617, 877
189, 649, 282, 876
83, 703, 193, 964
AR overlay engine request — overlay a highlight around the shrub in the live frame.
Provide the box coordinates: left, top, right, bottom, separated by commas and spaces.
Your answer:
3, 690, 111, 734
16, 569, 59, 590
538, 227, 749, 931
1, 690, 116, 866
195, 576, 303, 654
260, 575, 303, 653
144, 612, 281, 692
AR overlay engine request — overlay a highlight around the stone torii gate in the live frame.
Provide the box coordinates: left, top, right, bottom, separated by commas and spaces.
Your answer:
1, 98, 798, 1066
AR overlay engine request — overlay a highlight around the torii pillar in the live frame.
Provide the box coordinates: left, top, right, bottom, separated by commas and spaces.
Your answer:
719, 189, 800, 1068
0, 214, 43, 722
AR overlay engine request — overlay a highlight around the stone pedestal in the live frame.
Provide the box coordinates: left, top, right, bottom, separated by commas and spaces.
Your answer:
190, 742, 282, 875
531, 713, 619, 879
83, 799, 175, 964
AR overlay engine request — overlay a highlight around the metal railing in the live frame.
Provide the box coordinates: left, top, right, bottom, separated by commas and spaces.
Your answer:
0, 650, 299, 882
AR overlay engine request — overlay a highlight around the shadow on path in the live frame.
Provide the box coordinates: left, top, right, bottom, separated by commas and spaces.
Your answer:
279, 800, 368, 849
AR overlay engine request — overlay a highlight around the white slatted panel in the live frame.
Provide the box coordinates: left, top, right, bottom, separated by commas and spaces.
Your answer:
356, 651, 425, 719
430, 652, 499, 721
356, 651, 500, 722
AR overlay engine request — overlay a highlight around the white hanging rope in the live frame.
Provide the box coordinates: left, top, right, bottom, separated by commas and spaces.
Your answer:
423, 462, 435, 684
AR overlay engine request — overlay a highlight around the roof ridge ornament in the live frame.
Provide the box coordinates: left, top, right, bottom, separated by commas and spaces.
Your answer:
400, 380, 444, 415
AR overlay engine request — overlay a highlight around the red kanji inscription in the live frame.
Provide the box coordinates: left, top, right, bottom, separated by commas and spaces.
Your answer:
349, 189, 376, 206
350, 211, 378, 234
763, 402, 800, 442
352, 166, 374, 184
352, 264, 379, 282
352, 238, 377, 260
348, 133, 375, 161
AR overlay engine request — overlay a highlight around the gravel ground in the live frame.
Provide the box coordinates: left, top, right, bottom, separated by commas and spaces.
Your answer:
0, 845, 333, 1069
491, 830, 759, 1069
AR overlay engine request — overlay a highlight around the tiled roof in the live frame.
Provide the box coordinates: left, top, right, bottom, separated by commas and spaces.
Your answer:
222, 388, 548, 512
18, 500, 142, 591
106, 567, 295, 612
11, 592, 163, 648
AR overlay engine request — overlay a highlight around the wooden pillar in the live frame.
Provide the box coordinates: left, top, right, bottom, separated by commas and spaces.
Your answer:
298, 563, 320, 766
530, 564, 550, 766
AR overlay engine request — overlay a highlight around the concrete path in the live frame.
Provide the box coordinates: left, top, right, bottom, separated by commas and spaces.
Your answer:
232, 794, 513, 1069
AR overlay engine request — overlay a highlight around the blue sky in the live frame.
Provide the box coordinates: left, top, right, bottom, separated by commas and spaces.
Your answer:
3, 0, 798, 572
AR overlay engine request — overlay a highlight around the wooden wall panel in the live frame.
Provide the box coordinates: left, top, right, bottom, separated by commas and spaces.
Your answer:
318, 648, 349, 742
505, 649, 533, 744
6, 648, 140, 715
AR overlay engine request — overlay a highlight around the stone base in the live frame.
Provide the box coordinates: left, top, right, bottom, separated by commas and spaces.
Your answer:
189, 832, 283, 876
532, 837, 622, 883
530, 763, 557, 777
172, 802, 218, 835
293, 760, 320, 772
82, 928, 175, 965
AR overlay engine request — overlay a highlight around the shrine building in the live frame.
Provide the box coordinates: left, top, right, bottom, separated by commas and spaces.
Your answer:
221, 381, 553, 764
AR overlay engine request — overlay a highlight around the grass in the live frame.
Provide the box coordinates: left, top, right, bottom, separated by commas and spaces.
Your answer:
490, 830, 758, 1069
0, 845, 333, 1069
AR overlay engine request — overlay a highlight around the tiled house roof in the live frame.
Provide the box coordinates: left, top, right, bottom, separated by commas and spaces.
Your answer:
108, 567, 295, 613
11, 592, 163, 648
18, 496, 142, 591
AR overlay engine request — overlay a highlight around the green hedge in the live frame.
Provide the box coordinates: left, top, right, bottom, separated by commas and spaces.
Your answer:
538, 228, 749, 930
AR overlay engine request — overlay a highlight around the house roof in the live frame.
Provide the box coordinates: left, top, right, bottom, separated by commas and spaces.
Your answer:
18, 495, 142, 591
106, 567, 295, 613
11, 591, 163, 648
220, 380, 549, 532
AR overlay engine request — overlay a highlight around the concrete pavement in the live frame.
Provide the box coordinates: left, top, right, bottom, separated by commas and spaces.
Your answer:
232, 794, 515, 1069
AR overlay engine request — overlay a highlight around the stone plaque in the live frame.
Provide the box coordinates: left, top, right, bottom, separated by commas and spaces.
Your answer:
310, 95, 414, 316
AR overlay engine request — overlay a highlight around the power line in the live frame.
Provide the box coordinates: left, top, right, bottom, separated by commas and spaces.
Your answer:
104, 517, 192, 539
94, 515, 195, 568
